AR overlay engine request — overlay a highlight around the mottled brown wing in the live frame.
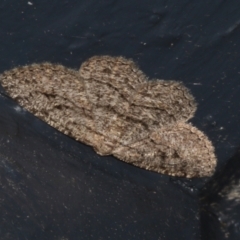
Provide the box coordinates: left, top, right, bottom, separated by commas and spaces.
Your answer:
91, 106, 150, 146
132, 80, 197, 121
79, 55, 147, 88
112, 122, 216, 178
0, 63, 104, 150
0, 57, 217, 178
79, 55, 197, 128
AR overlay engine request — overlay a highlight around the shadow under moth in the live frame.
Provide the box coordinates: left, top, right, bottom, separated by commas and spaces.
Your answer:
0, 56, 216, 178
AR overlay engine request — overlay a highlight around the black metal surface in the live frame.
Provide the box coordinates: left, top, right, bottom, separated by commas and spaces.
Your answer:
0, 0, 240, 239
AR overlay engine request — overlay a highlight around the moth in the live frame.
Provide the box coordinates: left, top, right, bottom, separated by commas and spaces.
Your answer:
0, 56, 216, 178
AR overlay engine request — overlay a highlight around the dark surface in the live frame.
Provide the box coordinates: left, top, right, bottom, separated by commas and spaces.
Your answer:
201, 149, 240, 240
0, 95, 200, 239
0, 0, 240, 239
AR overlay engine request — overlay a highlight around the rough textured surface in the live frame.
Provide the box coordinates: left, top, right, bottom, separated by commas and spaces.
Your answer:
0, 55, 216, 178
